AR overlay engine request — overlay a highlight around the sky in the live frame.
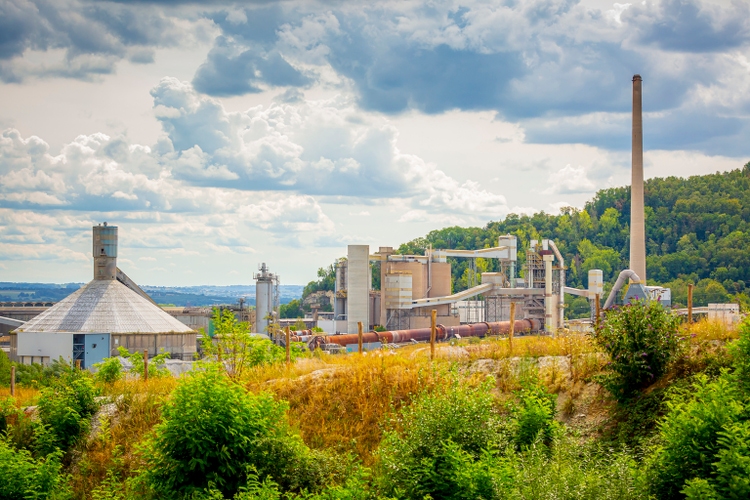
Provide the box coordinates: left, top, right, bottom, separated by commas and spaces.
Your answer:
0, 0, 749, 286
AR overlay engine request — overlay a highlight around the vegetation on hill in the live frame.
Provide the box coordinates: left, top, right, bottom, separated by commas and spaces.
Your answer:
294, 164, 750, 319
396, 163, 750, 315
2, 305, 749, 499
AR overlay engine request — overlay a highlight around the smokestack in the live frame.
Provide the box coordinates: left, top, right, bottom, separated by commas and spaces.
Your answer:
630, 75, 646, 283
93, 222, 118, 280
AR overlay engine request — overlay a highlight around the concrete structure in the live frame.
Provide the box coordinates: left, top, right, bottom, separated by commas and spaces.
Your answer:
254, 263, 279, 334
707, 303, 741, 327
10, 224, 196, 367
630, 75, 647, 282
347, 245, 370, 334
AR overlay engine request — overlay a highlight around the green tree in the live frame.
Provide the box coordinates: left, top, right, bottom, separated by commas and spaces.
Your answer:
593, 300, 681, 401
139, 365, 329, 498
202, 309, 295, 379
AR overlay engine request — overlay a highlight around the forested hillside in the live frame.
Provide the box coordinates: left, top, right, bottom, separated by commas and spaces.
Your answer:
397, 163, 750, 311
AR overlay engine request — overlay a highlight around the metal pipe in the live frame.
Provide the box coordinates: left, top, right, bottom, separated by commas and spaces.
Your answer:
547, 240, 565, 328
291, 319, 542, 349
603, 269, 642, 310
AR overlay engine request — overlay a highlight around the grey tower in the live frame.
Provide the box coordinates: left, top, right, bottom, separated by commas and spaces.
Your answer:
630, 75, 646, 282
93, 223, 117, 280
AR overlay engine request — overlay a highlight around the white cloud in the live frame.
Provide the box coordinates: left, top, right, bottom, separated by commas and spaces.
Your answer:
543, 164, 597, 195
606, 3, 632, 25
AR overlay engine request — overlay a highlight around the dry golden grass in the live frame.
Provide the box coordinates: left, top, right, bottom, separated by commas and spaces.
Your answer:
464, 332, 599, 361
0, 386, 40, 407
685, 318, 739, 342
71, 377, 177, 500
245, 350, 456, 464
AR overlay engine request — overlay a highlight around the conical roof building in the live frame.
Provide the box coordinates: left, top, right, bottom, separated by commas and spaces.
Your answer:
11, 224, 196, 367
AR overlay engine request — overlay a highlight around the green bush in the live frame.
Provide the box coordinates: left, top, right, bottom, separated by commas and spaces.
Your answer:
512, 379, 560, 449
36, 367, 99, 454
139, 365, 334, 499
594, 300, 681, 400
1, 396, 19, 435
376, 378, 509, 499
10, 357, 72, 388
117, 347, 171, 379
648, 319, 750, 499
0, 350, 11, 387
0, 438, 71, 499
202, 309, 304, 379
648, 374, 744, 499
512, 439, 649, 500
94, 356, 123, 384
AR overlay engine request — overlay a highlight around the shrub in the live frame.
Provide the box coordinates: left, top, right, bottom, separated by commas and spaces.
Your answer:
512, 379, 560, 449
94, 356, 124, 384
512, 439, 649, 500
649, 318, 750, 499
594, 300, 681, 400
202, 309, 304, 379
117, 347, 171, 379
139, 365, 332, 498
36, 367, 99, 454
1, 396, 19, 435
376, 378, 509, 499
0, 438, 71, 499
647, 374, 744, 499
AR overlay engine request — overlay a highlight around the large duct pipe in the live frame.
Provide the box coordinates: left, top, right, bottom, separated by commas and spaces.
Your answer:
603, 269, 642, 310
291, 319, 542, 349
547, 240, 565, 328
630, 75, 647, 282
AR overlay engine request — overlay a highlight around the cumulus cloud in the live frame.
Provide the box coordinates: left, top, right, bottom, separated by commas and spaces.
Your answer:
0, 0, 202, 82
148, 77, 511, 219
0, 77, 516, 265
183, 0, 750, 156
543, 164, 596, 195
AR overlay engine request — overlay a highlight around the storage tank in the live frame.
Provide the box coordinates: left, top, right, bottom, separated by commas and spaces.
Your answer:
254, 263, 277, 334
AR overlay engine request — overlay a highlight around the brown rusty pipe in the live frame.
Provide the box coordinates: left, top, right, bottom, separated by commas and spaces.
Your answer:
291, 319, 541, 348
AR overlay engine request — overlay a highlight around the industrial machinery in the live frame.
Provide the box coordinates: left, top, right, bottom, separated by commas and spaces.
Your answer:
253, 263, 280, 334
332, 236, 567, 338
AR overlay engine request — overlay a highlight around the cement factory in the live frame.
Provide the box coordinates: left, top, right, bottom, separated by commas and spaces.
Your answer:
0, 75, 739, 365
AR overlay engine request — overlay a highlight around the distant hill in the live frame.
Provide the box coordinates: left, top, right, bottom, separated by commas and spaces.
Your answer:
396, 162, 750, 315
0, 283, 303, 307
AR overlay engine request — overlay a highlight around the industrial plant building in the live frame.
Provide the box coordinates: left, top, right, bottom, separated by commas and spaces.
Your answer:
9, 224, 196, 368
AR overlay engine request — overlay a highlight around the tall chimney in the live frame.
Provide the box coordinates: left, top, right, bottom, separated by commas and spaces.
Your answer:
93, 222, 118, 280
630, 75, 646, 282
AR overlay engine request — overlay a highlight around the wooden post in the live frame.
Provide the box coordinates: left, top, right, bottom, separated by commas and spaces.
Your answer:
10, 366, 15, 397
595, 294, 601, 326
509, 302, 516, 354
358, 322, 363, 354
75, 359, 81, 370
285, 326, 291, 364
430, 309, 437, 361
143, 349, 148, 382
687, 283, 694, 325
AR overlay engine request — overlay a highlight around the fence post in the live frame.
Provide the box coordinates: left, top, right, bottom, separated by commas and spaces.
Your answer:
509, 302, 516, 354
595, 294, 601, 326
75, 359, 81, 370
687, 283, 694, 325
430, 309, 437, 361
285, 326, 291, 364
143, 349, 148, 382
358, 322, 363, 354
10, 366, 15, 397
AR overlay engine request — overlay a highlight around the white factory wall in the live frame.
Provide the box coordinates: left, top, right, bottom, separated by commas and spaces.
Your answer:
16, 332, 73, 365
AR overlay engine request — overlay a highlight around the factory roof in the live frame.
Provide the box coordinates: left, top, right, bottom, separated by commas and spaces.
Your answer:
15, 280, 194, 334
